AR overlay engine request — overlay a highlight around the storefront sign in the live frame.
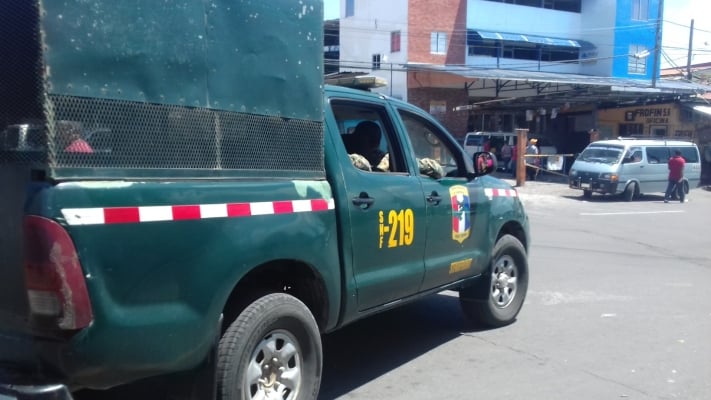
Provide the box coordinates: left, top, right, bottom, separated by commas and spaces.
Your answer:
624, 108, 672, 124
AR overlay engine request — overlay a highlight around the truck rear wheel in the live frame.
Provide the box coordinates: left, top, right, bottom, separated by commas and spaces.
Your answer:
217, 293, 322, 400
459, 234, 528, 328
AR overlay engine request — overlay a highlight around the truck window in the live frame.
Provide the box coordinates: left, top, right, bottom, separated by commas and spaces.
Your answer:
330, 101, 407, 173
397, 109, 461, 178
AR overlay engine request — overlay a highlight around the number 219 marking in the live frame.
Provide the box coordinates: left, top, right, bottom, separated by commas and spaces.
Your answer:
379, 209, 414, 249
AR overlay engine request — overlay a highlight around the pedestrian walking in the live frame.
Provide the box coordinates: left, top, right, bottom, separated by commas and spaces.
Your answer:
501, 142, 512, 172
664, 149, 686, 203
525, 138, 539, 180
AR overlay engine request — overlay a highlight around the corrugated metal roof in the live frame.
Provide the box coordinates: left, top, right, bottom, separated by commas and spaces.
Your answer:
404, 64, 711, 110
406, 64, 711, 93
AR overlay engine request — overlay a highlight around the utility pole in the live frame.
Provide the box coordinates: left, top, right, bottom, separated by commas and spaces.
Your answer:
652, 0, 664, 88
687, 19, 695, 81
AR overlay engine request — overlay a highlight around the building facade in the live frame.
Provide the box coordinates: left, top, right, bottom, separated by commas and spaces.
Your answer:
336, 0, 705, 155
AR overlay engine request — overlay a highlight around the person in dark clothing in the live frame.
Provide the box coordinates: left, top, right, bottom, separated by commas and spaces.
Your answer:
664, 149, 686, 203
352, 120, 387, 170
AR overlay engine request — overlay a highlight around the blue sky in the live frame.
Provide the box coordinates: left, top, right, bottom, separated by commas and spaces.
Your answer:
321, 0, 710, 67
662, 0, 711, 68
324, 0, 338, 20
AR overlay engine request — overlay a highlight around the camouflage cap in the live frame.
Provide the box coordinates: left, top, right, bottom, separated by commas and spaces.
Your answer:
349, 153, 372, 171
418, 157, 444, 179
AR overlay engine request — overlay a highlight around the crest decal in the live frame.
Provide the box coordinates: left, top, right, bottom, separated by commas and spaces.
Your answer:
449, 185, 471, 243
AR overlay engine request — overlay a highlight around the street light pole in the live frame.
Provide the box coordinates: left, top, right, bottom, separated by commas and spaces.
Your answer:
652, 0, 664, 88
687, 19, 695, 81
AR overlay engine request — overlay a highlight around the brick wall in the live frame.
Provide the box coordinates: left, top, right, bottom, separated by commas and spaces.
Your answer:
408, 0, 466, 65
409, 87, 469, 139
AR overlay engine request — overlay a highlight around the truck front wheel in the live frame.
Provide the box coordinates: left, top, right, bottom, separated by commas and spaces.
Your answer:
217, 293, 322, 400
459, 234, 528, 328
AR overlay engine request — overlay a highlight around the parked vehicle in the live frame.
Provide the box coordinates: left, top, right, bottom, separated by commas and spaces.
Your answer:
568, 137, 701, 200
463, 131, 559, 170
0, 1, 530, 399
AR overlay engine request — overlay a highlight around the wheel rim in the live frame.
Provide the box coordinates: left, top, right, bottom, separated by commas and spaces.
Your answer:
244, 330, 302, 400
490, 255, 518, 308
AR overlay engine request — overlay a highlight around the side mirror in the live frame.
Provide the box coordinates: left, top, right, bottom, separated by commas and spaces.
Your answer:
473, 151, 497, 176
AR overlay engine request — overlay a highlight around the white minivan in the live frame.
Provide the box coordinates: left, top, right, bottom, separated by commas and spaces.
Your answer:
568, 138, 701, 200
462, 131, 559, 170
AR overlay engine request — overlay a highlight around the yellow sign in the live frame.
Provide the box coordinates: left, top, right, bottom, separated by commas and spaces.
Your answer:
378, 209, 414, 249
449, 258, 473, 274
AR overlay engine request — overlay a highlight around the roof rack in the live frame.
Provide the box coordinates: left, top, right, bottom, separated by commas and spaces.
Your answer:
325, 74, 388, 91
616, 136, 692, 141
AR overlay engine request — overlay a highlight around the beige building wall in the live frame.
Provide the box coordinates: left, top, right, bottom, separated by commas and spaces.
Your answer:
597, 104, 696, 140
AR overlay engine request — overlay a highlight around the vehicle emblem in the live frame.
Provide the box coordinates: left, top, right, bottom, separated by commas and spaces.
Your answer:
450, 185, 471, 243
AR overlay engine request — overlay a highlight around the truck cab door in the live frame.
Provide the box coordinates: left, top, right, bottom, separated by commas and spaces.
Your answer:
327, 98, 427, 312
396, 109, 491, 291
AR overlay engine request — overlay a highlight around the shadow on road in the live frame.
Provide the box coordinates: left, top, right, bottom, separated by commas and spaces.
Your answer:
561, 193, 676, 203
319, 293, 482, 399
75, 293, 488, 400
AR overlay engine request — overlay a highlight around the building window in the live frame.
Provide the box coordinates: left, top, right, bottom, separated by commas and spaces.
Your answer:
429, 100, 447, 115
468, 38, 499, 57
628, 45, 648, 74
391, 31, 401, 53
619, 123, 644, 136
431, 32, 447, 54
650, 125, 667, 136
345, 0, 354, 17
372, 54, 381, 70
632, 0, 649, 21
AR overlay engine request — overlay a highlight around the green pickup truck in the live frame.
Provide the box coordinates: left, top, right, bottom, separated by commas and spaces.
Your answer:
0, 1, 530, 399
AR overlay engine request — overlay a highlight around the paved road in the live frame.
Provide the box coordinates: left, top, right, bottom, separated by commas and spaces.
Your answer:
320, 182, 711, 400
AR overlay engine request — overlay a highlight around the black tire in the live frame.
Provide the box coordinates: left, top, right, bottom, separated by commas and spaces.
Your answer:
683, 180, 690, 194
623, 182, 637, 202
459, 234, 528, 328
582, 189, 592, 199
217, 293, 322, 400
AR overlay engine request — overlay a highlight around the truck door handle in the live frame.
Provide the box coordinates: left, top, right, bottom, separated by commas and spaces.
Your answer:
427, 191, 442, 205
352, 192, 375, 209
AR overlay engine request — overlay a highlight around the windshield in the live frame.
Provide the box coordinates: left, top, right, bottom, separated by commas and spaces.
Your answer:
578, 146, 624, 164
465, 136, 484, 146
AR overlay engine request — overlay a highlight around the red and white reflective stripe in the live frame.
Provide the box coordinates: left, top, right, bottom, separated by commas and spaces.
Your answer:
62, 198, 335, 226
484, 188, 518, 198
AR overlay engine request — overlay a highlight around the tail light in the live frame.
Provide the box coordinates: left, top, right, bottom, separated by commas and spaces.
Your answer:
23, 215, 93, 330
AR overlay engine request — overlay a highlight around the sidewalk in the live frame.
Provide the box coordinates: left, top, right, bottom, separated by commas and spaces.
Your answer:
493, 171, 711, 198
493, 170, 577, 198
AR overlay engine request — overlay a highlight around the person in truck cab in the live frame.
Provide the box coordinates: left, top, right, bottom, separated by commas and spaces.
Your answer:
353, 120, 388, 170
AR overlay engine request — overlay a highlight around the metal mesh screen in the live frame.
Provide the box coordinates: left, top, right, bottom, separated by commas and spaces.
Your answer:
2, 95, 325, 179
46, 95, 325, 177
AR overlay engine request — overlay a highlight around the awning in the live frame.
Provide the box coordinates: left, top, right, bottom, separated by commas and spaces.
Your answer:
402, 63, 711, 110
468, 30, 581, 48
476, 31, 525, 42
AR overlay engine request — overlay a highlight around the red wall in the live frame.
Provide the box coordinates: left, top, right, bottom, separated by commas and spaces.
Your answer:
409, 87, 469, 139
408, 0, 466, 65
